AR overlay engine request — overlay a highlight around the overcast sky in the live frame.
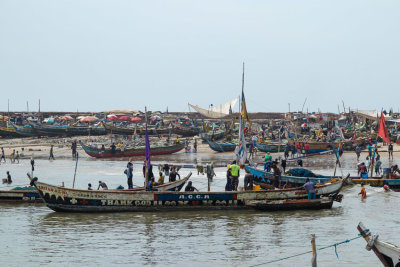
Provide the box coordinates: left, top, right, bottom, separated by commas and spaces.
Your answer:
1, 0, 399, 113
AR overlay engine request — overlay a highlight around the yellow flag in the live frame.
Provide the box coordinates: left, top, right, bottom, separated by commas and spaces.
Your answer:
241, 93, 251, 126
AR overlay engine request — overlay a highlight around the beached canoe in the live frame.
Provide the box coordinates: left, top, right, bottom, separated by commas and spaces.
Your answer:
172, 126, 200, 137
0, 126, 24, 138
79, 141, 185, 158
11, 124, 40, 137
255, 142, 281, 153
207, 141, 237, 152
103, 123, 170, 136
200, 130, 225, 142
29, 174, 343, 212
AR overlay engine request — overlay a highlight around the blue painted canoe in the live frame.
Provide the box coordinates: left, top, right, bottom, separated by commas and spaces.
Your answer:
245, 166, 333, 186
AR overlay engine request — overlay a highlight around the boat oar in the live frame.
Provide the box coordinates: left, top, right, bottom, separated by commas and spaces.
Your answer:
72, 152, 79, 188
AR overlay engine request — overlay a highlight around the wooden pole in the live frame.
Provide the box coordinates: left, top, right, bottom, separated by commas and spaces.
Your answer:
144, 106, 148, 187
72, 152, 79, 188
311, 234, 317, 267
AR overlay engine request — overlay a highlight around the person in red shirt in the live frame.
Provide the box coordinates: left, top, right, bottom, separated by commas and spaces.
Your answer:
304, 143, 310, 155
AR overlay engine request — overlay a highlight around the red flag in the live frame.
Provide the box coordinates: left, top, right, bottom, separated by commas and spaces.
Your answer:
378, 113, 390, 143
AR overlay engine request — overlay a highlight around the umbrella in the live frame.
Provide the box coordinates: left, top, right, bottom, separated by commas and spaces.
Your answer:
80, 116, 99, 123
130, 117, 142, 122
61, 115, 73, 121
107, 114, 118, 121
43, 117, 55, 123
150, 115, 162, 121
118, 116, 131, 121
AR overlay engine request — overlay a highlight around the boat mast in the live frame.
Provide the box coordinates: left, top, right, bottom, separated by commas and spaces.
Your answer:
144, 106, 148, 187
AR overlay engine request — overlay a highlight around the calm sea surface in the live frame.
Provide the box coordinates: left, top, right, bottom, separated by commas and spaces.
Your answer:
0, 151, 399, 266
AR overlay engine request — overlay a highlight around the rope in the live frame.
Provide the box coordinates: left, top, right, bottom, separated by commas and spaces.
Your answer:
248, 231, 368, 267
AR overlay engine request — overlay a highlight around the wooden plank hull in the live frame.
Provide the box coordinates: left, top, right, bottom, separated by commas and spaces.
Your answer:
0, 127, 24, 138
247, 198, 334, 211
79, 141, 185, 158
11, 124, 40, 137
200, 131, 225, 141
358, 222, 400, 267
208, 141, 236, 152
0, 189, 42, 203
31, 176, 343, 212
246, 166, 333, 187
255, 142, 280, 153
172, 126, 200, 137
351, 178, 400, 191
103, 123, 170, 136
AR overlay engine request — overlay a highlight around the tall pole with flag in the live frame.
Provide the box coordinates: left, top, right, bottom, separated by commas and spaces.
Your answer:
144, 107, 151, 188
370, 112, 390, 177
237, 63, 250, 166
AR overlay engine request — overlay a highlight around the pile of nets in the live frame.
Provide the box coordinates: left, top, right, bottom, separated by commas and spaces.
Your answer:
287, 168, 325, 178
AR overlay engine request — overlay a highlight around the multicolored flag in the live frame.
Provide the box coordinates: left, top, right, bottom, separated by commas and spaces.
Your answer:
378, 113, 390, 143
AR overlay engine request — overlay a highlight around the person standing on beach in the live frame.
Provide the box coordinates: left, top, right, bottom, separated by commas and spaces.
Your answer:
1, 147, 6, 163
15, 151, 20, 163
49, 145, 55, 160
11, 149, 15, 163
71, 140, 77, 160
388, 142, 394, 160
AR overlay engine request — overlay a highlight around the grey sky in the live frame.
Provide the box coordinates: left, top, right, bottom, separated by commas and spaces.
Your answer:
1, 0, 399, 113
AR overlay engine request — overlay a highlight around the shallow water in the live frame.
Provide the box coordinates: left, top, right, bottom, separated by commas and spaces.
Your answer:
0, 151, 399, 266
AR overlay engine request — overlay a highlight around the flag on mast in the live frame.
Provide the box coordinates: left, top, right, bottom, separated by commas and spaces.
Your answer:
145, 109, 151, 167
378, 113, 390, 143
241, 63, 251, 126
236, 63, 248, 165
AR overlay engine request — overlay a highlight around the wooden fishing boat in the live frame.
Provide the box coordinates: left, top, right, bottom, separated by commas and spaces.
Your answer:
351, 178, 400, 191
246, 197, 335, 211
0, 126, 24, 138
31, 123, 69, 137
288, 138, 367, 153
103, 123, 170, 136
246, 166, 335, 187
68, 125, 107, 136
29, 174, 343, 212
255, 142, 281, 153
79, 141, 185, 158
172, 126, 200, 137
11, 123, 40, 137
208, 141, 237, 152
358, 222, 400, 267
0, 187, 42, 203
200, 130, 225, 142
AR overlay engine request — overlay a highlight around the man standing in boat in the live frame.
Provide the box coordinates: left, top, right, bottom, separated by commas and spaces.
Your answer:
303, 178, 315, 199
124, 162, 133, 189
